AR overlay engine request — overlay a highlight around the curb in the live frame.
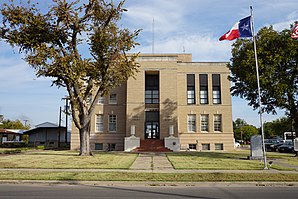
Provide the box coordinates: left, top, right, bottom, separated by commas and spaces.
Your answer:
1, 180, 298, 187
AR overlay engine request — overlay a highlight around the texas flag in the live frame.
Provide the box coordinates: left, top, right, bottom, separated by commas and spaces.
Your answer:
219, 16, 253, 41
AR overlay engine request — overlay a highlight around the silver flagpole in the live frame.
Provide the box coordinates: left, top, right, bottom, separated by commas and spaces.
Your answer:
250, 6, 268, 169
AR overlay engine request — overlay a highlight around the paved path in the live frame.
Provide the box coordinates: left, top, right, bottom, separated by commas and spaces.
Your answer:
130, 153, 174, 171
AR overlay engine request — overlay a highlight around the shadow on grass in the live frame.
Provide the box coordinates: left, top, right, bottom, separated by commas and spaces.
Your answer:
169, 151, 249, 160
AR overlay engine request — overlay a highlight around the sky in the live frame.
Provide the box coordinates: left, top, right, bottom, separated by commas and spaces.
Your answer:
0, 0, 297, 128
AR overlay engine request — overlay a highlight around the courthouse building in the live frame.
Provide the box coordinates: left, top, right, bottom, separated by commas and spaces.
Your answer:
71, 54, 234, 152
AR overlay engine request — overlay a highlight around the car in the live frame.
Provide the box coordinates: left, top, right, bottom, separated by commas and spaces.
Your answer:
234, 142, 240, 148
264, 139, 283, 152
278, 141, 294, 153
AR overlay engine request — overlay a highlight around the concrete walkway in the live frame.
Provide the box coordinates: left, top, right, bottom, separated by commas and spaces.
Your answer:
130, 153, 174, 171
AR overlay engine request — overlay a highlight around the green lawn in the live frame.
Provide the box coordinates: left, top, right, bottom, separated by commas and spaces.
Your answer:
167, 151, 264, 170
0, 150, 137, 169
167, 151, 298, 170
0, 171, 297, 182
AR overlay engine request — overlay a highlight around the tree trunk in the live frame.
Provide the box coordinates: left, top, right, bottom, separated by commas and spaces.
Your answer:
79, 121, 92, 156
294, 114, 298, 139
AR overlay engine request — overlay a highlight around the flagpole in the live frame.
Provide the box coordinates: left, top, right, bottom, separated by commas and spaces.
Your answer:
250, 6, 268, 170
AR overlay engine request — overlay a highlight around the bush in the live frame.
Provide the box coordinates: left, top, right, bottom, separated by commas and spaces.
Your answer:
1, 142, 27, 148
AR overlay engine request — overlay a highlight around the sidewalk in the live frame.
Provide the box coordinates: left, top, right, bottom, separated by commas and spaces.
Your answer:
130, 153, 174, 171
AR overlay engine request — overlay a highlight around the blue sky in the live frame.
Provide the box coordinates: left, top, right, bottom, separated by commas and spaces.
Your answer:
0, 0, 297, 128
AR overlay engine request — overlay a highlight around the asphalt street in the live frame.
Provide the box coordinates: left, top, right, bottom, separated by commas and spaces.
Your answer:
0, 184, 297, 199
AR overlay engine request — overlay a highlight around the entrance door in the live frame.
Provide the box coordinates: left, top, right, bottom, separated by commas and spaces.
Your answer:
145, 122, 159, 139
145, 111, 159, 139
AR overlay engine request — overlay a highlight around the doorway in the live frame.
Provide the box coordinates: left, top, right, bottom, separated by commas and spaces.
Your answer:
145, 111, 159, 139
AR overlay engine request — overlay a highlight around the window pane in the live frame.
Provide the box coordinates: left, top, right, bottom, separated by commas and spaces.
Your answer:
145, 90, 159, 104
187, 114, 196, 132
201, 114, 209, 132
109, 94, 117, 104
214, 115, 222, 132
109, 115, 117, 132
188, 144, 197, 150
200, 89, 208, 104
187, 90, 195, 104
202, 144, 210, 150
215, 143, 224, 150
97, 96, 104, 104
95, 143, 103, 150
96, 114, 103, 132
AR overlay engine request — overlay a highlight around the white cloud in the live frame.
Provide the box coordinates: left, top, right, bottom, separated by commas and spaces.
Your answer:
124, 0, 189, 34
133, 33, 231, 61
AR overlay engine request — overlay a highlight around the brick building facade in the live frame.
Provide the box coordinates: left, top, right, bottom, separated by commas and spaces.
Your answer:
71, 54, 234, 151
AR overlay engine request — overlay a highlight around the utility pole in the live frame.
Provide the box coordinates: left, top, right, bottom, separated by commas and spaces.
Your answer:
62, 96, 70, 144
58, 106, 62, 148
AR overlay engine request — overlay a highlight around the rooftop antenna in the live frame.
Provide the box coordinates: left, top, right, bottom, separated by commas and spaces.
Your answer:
152, 17, 155, 54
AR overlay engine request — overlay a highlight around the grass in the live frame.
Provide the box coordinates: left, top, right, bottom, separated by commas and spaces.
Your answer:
0, 149, 297, 182
0, 171, 297, 182
0, 150, 137, 169
0, 148, 30, 154
167, 151, 264, 170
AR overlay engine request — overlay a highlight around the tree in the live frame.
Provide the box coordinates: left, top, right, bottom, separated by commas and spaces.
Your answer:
0, 118, 30, 130
0, 115, 3, 123
264, 117, 292, 138
233, 118, 258, 142
233, 118, 247, 129
229, 26, 298, 136
0, 0, 140, 155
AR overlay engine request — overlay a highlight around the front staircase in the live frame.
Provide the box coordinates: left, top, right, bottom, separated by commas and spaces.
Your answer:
134, 139, 172, 152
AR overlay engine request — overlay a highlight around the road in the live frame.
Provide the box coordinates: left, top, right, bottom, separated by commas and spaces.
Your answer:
0, 184, 297, 199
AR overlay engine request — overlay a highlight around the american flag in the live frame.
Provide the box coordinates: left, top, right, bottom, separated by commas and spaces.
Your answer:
291, 24, 298, 39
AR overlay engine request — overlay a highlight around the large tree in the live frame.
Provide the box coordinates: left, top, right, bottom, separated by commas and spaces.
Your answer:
229, 26, 298, 136
233, 118, 258, 142
264, 117, 292, 138
0, 118, 30, 130
0, 0, 140, 155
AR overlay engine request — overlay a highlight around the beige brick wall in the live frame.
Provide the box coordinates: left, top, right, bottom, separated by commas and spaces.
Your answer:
71, 54, 234, 151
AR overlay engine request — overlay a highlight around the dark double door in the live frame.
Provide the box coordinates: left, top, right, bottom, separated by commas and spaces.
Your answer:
145, 111, 159, 139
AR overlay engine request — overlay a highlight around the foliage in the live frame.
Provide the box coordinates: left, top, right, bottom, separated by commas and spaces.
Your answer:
234, 125, 258, 142
0, 0, 141, 155
21, 134, 29, 144
228, 25, 298, 136
264, 117, 293, 138
233, 118, 258, 141
233, 118, 247, 129
0, 118, 30, 130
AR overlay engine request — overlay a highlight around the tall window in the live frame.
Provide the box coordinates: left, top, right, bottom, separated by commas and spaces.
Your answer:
187, 114, 196, 132
214, 114, 222, 132
109, 115, 117, 132
145, 74, 159, 104
145, 90, 159, 104
212, 74, 221, 104
199, 74, 208, 104
95, 114, 103, 132
201, 114, 209, 132
187, 74, 195, 104
97, 96, 105, 104
109, 94, 117, 104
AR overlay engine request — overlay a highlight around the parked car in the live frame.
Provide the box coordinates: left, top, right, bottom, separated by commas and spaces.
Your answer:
264, 139, 283, 152
278, 141, 294, 153
234, 142, 240, 148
